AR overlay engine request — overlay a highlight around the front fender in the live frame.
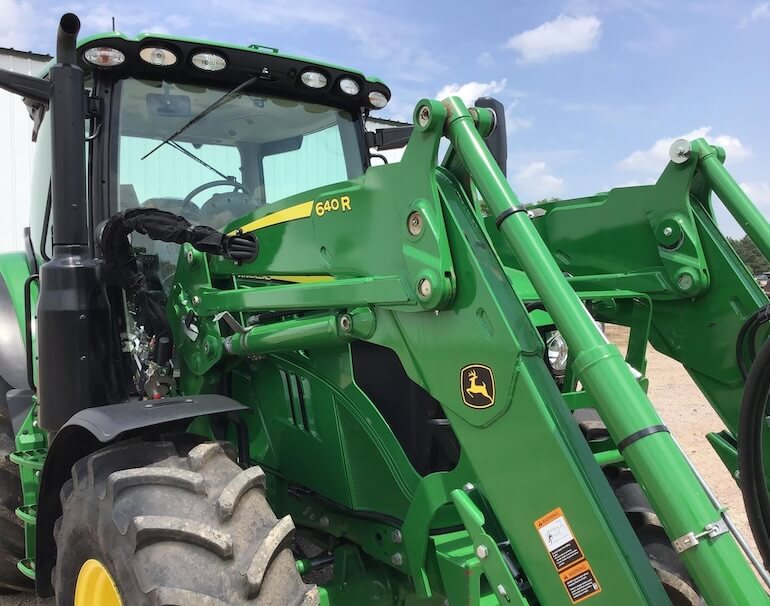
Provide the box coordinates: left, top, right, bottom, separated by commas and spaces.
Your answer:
35, 394, 247, 597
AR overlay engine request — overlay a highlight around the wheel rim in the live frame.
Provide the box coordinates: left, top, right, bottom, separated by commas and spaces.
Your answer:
74, 559, 122, 606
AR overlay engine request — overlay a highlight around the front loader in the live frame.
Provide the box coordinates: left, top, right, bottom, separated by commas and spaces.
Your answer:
1, 12, 770, 605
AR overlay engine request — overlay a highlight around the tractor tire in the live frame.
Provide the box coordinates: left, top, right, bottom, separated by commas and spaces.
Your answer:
0, 378, 32, 594
609, 468, 704, 606
52, 438, 319, 606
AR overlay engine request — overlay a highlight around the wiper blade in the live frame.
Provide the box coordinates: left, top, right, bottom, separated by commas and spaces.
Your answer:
168, 141, 231, 181
141, 75, 258, 161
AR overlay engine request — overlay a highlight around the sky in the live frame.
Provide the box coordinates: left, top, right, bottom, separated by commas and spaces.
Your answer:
2, 0, 769, 236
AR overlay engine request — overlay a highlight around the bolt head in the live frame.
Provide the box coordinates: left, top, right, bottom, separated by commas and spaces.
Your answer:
677, 273, 694, 291
463, 482, 475, 493
391, 552, 403, 566
497, 584, 508, 597
339, 315, 352, 332
192, 295, 201, 306
391, 529, 403, 544
187, 250, 195, 264
418, 105, 431, 127
407, 211, 424, 236
669, 139, 692, 164
663, 226, 673, 237
418, 278, 432, 299
476, 545, 488, 559
320, 516, 330, 528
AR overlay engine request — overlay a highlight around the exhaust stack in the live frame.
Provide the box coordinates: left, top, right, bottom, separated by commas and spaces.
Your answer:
37, 14, 117, 430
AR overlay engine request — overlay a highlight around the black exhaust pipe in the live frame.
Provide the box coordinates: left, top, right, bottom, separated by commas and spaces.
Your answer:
37, 14, 116, 431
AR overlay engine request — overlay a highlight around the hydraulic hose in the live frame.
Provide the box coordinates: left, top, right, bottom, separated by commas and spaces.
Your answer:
737, 305, 770, 379
738, 335, 770, 568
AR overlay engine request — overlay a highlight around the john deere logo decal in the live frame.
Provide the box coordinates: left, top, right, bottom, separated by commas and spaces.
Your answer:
461, 364, 495, 409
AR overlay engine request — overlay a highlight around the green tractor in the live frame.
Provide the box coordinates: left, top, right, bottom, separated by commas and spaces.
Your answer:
2, 12, 770, 605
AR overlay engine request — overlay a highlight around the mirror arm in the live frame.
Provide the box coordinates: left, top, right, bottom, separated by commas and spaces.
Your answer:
0, 69, 50, 106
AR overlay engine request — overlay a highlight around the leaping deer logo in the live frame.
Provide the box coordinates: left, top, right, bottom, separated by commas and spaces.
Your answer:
461, 365, 495, 408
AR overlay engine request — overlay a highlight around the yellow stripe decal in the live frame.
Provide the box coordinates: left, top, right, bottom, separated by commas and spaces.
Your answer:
229, 201, 314, 235
267, 275, 335, 283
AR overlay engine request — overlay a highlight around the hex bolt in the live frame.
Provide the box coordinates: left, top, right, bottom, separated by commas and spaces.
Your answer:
476, 545, 488, 560
391, 529, 403, 544
391, 552, 403, 566
463, 482, 475, 493
339, 314, 352, 333
192, 295, 201, 306
418, 278, 432, 299
418, 105, 431, 127
663, 226, 673, 237
497, 584, 508, 598
187, 250, 195, 264
320, 516, 330, 528
407, 211, 424, 236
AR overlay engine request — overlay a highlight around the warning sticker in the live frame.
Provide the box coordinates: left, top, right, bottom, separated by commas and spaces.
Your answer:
535, 507, 585, 572
559, 561, 602, 603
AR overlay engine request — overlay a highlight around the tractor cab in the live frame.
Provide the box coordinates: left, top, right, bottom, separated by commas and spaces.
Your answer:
29, 34, 388, 291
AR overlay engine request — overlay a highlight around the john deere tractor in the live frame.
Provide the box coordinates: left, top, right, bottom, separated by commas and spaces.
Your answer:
3, 12, 770, 605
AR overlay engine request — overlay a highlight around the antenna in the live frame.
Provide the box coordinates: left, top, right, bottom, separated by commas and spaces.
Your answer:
112, 17, 116, 31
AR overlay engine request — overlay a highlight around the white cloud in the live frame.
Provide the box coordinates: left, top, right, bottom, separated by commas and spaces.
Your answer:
619, 127, 751, 173
505, 14, 601, 64
746, 3, 770, 23
477, 51, 495, 67
512, 162, 564, 201
0, 0, 35, 49
436, 79, 507, 107
507, 116, 533, 133
741, 182, 770, 210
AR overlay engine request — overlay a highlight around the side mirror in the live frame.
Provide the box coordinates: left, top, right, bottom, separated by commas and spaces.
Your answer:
475, 97, 507, 176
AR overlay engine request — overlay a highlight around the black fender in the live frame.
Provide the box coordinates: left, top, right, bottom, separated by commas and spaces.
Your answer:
35, 394, 247, 597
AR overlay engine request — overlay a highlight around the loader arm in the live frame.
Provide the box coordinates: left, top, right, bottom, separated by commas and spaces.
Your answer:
168, 97, 770, 605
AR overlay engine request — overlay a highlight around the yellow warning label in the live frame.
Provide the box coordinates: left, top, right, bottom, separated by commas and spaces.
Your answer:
534, 507, 585, 572
559, 561, 602, 603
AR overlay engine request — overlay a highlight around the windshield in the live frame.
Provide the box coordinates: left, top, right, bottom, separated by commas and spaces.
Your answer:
115, 78, 365, 289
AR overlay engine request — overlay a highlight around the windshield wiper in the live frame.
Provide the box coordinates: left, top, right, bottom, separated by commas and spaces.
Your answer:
167, 141, 231, 181
141, 75, 258, 161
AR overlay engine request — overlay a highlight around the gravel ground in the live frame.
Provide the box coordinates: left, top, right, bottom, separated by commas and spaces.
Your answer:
0, 331, 759, 604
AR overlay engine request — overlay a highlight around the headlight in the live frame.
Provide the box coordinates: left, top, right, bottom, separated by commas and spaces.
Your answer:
139, 47, 178, 67
368, 90, 388, 109
191, 51, 227, 72
339, 77, 360, 95
546, 331, 568, 376
300, 70, 327, 89
83, 47, 125, 67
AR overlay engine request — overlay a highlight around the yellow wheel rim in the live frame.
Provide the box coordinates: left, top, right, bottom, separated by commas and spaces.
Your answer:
74, 559, 122, 606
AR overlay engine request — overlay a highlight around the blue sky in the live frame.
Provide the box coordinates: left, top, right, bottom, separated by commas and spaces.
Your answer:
3, 0, 769, 235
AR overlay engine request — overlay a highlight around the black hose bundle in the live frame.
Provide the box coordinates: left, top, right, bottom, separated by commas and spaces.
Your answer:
737, 305, 770, 379
739, 335, 770, 568
98, 208, 258, 343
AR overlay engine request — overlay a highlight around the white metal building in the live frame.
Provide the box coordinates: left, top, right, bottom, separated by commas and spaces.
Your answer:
0, 49, 51, 253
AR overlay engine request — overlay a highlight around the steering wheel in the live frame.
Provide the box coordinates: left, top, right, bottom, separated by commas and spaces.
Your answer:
182, 179, 252, 217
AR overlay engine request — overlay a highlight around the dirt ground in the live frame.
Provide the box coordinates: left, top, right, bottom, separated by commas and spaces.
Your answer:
0, 332, 761, 604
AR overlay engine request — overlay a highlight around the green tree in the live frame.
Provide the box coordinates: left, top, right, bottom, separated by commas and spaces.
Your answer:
727, 235, 770, 274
